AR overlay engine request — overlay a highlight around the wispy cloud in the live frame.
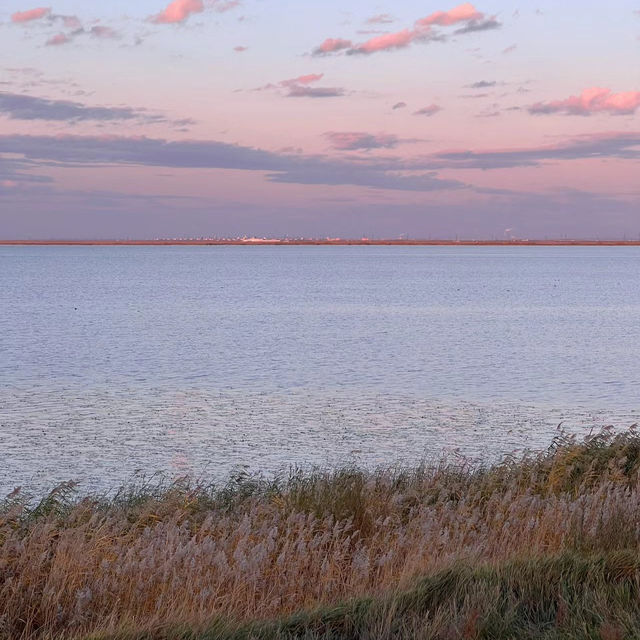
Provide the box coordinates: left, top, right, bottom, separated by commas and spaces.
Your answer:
324, 131, 422, 150
453, 17, 501, 34
89, 25, 118, 39
529, 88, 640, 116
314, 3, 500, 56
11, 9, 83, 30
348, 28, 429, 55
45, 25, 119, 46
215, 1, 240, 12
324, 131, 401, 150
414, 104, 442, 116
280, 74, 324, 87
11, 9, 120, 46
287, 86, 344, 98
392, 101, 407, 110
0, 92, 173, 124
365, 13, 394, 24
466, 80, 496, 88
255, 74, 345, 99
427, 132, 640, 169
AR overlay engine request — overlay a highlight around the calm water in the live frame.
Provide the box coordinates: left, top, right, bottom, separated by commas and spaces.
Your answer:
1, 246, 639, 492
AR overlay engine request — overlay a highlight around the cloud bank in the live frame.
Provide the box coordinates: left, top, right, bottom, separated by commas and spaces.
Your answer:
6, 132, 636, 199
0, 133, 464, 193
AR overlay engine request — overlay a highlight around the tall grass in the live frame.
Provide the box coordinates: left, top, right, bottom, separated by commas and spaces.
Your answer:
2, 427, 640, 639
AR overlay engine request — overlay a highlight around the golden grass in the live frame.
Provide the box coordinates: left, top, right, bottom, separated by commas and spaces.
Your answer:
2, 427, 640, 639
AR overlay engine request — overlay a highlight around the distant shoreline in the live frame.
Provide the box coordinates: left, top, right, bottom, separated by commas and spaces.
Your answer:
2, 239, 640, 246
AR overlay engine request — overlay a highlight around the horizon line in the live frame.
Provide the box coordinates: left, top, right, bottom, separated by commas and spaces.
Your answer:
2, 239, 640, 247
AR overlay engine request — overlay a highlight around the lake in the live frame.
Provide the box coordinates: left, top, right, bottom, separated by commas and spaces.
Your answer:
1, 245, 639, 493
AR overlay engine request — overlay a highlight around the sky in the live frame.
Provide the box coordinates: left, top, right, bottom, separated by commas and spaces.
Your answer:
0, 0, 639, 239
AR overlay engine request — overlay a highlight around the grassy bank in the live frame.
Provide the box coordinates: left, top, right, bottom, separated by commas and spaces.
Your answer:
2, 427, 640, 639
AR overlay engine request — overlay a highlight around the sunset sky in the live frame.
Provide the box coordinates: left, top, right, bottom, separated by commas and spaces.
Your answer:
1, 1, 639, 239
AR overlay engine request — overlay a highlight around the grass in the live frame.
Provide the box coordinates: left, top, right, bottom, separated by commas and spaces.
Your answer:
2, 427, 640, 639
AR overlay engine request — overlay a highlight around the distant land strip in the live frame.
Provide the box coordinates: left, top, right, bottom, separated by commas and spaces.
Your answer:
2, 239, 640, 246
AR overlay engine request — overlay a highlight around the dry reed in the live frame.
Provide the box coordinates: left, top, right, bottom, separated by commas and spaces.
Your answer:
2, 427, 640, 639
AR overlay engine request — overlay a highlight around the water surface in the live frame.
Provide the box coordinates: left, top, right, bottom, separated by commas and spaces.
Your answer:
1, 246, 638, 492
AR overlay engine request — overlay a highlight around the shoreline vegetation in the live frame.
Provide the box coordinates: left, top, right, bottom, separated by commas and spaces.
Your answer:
2, 239, 640, 247
4, 428, 640, 638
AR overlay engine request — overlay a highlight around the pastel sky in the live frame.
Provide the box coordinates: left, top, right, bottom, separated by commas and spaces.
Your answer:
1, 0, 639, 239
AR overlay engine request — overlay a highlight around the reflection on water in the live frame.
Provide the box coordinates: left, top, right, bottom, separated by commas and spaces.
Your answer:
1, 246, 639, 493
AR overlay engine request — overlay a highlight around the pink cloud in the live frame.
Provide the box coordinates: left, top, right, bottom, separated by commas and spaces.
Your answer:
11, 7, 51, 23
234, 45, 248, 52
313, 38, 353, 55
351, 28, 419, 54
254, 74, 343, 98
281, 74, 324, 87
151, 0, 204, 24
280, 75, 343, 98
416, 2, 483, 27
414, 104, 442, 116
151, 0, 239, 23
530, 88, 640, 116
46, 32, 71, 46
315, 4, 497, 56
